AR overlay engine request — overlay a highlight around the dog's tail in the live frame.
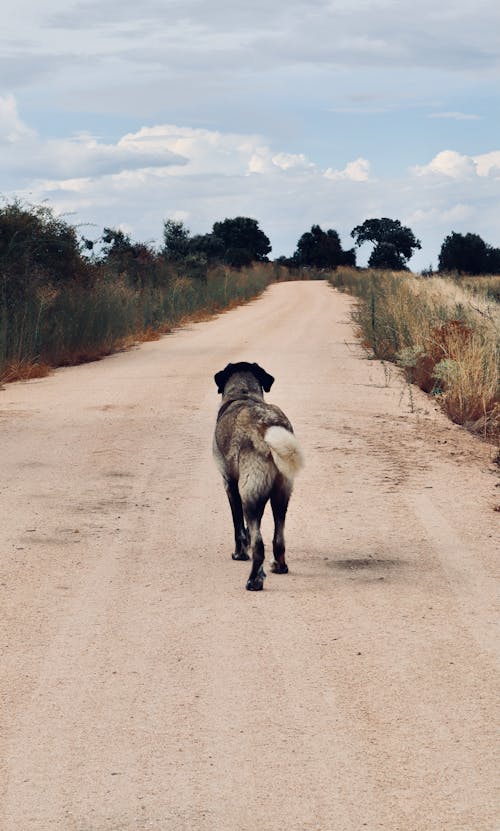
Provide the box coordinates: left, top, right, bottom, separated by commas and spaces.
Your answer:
264, 426, 304, 480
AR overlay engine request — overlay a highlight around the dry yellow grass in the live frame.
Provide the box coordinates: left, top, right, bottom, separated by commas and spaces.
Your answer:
329, 268, 500, 440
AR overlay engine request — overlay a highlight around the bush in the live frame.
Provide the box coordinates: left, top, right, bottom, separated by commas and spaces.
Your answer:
0, 200, 93, 309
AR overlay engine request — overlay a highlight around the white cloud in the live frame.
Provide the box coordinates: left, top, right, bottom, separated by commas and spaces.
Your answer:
271, 152, 314, 171
119, 125, 269, 177
412, 150, 477, 179
324, 158, 371, 182
0, 94, 34, 143
474, 151, 500, 178
247, 150, 314, 174
47, 134, 185, 177
413, 149, 500, 180
0, 97, 187, 181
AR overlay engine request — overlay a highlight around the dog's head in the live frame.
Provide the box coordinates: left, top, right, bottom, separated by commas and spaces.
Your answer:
214, 362, 275, 397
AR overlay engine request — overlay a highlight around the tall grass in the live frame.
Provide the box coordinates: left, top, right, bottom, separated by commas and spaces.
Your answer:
329, 268, 500, 439
0, 264, 273, 384
455, 274, 500, 304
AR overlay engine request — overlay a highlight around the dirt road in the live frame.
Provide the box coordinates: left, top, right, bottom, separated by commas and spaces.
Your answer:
1, 281, 498, 831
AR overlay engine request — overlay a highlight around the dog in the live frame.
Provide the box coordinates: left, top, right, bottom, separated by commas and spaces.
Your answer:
213, 362, 303, 591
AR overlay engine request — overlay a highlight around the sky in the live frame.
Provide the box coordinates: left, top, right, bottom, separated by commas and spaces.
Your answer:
1, 0, 499, 270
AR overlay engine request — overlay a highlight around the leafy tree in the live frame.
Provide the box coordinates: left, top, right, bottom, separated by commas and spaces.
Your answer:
101, 227, 134, 258
212, 217, 271, 266
438, 231, 500, 275
100, 227, 160, 285
0, 200, 91, 308
163, 222, 221, 279
351, 217, 421, 269
188, 233, 224, 265
163, 219, 191, 262
293, 224, 356, 268
367, 242, 405, 270
487, 246, 500, 273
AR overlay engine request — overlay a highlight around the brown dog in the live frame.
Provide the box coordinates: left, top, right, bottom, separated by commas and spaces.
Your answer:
213, 362, 303, 591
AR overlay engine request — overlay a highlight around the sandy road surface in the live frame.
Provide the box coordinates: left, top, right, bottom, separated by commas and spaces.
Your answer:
1, 281, 499, 831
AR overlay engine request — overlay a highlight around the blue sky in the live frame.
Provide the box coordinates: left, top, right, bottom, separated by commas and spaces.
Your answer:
1, 0, 499, 270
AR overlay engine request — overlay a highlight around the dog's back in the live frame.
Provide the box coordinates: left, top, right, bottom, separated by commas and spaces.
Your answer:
213, 370, 303, 492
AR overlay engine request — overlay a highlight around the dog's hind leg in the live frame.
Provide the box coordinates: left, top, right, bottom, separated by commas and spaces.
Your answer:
243, 496, 267, 591
239, 455, 273, 591
270, 477, 292, 574
224, 478, 249, 561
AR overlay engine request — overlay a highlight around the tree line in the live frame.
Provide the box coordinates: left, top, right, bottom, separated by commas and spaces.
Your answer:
1, 199, 499, 316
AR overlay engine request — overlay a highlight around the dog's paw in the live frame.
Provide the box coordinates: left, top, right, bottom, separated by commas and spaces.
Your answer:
232, 551, 250, 561
270, 561, 289, 574
246, 566, 266, 591
246, 577, 264, 591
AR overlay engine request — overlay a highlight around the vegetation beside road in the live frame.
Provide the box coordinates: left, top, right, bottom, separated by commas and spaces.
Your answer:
328, 268, 500, 441
2, 198, 500, 450
0, 202, 278, 383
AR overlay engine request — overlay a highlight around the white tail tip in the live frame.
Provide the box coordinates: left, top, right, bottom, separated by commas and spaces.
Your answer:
264, 426, 304, 479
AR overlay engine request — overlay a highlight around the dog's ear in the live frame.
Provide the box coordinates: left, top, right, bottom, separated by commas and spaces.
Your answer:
252, 363, 274, 392
214, 364, 233, 394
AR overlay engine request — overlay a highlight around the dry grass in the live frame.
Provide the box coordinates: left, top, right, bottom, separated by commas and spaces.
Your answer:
454, 274, 500, 304
0, 360, 52, 384
1, 265, 273, 385
329, 268, 500, 441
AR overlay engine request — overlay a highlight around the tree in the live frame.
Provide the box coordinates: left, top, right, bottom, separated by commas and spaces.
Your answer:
438, 231, 500, 275
368, 242, 405, 270
351, 217, 421, 269
487, 246, 500, 273
212, 217, 271, 266
293, 225, 356, 268
100, 227, 158, 285
188, 233, 224, 265
101, 227, 134, 259
163, 219, 191, 262
0, 200, 91, 308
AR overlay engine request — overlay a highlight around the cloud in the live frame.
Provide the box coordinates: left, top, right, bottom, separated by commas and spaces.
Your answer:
0, 98, 185, 180
324, 158, 371, 182
271, 152, 315, 171
407, 203, 475, 225
0, 94, 34, 143
474, 151, 500, 178
3, 0, 500, 96
46, 135, 185, 177
413, 149, 500, 180
412, 150, 477, 179
119, 125, 268, 177
2, 94, 500, 272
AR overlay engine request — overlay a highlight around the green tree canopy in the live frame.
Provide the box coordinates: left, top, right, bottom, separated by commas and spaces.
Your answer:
438, 231, 500, 275
188, 233, 224, 264
293, 225, 356, 268
211, 217, 271, 267
351, 217, 421, 269
162, 219, 191, 262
